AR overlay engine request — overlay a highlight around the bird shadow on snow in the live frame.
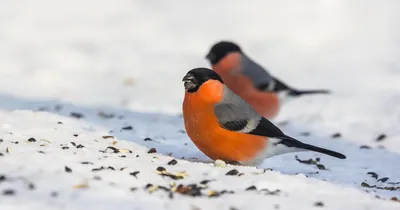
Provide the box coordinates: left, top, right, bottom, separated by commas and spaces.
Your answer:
0, 93, 399, 199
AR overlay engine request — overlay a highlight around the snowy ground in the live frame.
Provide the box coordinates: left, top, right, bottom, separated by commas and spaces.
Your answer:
1, 0, 400, 209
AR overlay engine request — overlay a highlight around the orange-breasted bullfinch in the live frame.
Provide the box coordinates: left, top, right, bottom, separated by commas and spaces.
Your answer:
182, 67, 345, 166
205, 41, 330, 119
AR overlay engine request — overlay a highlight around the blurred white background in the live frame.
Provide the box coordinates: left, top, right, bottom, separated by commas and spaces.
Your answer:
0, 0, 399, 114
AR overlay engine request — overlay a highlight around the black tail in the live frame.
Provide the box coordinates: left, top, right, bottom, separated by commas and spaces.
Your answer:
279, 136, 346, 159
288, 89, 331, 97
272, 77, 331, 97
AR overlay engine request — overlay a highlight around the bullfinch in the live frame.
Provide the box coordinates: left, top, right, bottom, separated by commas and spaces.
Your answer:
205, 41, 330, 119
182, 67, 345, 166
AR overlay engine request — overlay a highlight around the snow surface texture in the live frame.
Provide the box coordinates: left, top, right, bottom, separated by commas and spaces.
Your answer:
0, 0, 400, 209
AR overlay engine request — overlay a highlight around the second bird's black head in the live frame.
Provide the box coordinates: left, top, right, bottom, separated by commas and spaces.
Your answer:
205, 41, 242, 65
182, 68, 224, 93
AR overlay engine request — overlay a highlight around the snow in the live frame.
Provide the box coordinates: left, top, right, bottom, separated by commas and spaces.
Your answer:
0, 0, 400, 209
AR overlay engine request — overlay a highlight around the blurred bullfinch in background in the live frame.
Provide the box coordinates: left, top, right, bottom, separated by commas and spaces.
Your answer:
182, 67, 344, 166
205, 41, 330, 119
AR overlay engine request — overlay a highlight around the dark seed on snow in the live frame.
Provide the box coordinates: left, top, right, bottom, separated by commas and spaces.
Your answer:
148, 148, 157, 153
378, 177, 389, 183
200, 179, 213, 185
226, 169, 239, 176
28, 183, 35, 190
168, 159, 178, 165
120, 155, 126, 158
144, 137, 153, 141
76, 144, 85, 149
145, 184, 153, 189
246, 186, 257, 191
92, 167, 105, 172
360, 145, 371, 149
65, 166, 72, 173
136, 155, 139, 157
93, 176, 102, 180
314, 201, 324, 207
38, 151, 45, 154
367, 172, 378, 179
11, 141, 18, 144
73, 134, 78, 137
300, 132, 310, 136
61, 146, 69, 150
70, 112, 84, 119
361, 182, 374, 188
376, 134, 387, 142
2, 189, 15, 196
331, 133, 341, 138
0, 153, 3, 156
156, 167, 166, 172
57, 122, 63, 124
130, 187, 138, 191
130, 171, 140, 178
107, 166, 115, 170
70, 142, 77, 146
121, 126, 133, 130
80, 161, 93, 165
316, 164, 326, 170
50, 191, 59, 197
0, 175, 6, 182
28, 138, 36, 142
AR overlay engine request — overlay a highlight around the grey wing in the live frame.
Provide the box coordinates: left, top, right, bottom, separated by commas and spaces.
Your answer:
214, 87, 262, 133
240, 54, 275, 91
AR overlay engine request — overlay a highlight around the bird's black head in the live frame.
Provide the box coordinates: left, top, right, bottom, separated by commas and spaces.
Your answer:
205, 41, 242, 65
182, 68, 224, 93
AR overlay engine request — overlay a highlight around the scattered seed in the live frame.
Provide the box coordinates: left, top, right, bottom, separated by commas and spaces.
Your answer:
316, 164, 326, 170
378, 177, 389, 183
360, 145, 371, 149
300, 132, 310, 136
148, 148, 157, 153
11, 141, 18, 144
65, 166, 72, 173
295, 156, 318, 165
0, 153, 3, 156
76, 144, 85, 149
27, 138, 36, 142
168, 159, 178, 165
376, 134, 387, 142
27, 183, 35, 190
331, 133, 341, 138
3, 189, 15, 196
361, 182, 373, 188
314, 201, 324, 207
57, 122, 63, 124
80, 161, 93, 165
73, 183, 89, 189
157, 167, 166, 172
102, 136, 114, 139
144, 137, 153, 141
70, 112, 84, 119
38, 151, 45, 154
200, 179, 214, 185
93, 176, 102, 180
61, 146, 69, 150
0, 175, 6, 182
98, 111, 115, 119
120, 155, 126, 158
130, 187, 137, 192
130, 171, 140, 178
70, 142, 77, 146
50, 191, 59, 197
92, 167, 105, 172
246, 186, 257, 191
367, 172, 378, 179
107, 166, 115, 170
121, 126, 133, 130
226, 169, 239, 176
73, 134, 78, 137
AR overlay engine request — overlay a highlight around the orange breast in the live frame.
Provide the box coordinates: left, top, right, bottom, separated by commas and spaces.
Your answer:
212, 55, 280, 119
182, 85, 267, 163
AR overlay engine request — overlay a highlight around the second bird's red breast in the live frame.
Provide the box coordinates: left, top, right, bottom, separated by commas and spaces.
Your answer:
182, 80, 267, 163
211, 53, 280, 119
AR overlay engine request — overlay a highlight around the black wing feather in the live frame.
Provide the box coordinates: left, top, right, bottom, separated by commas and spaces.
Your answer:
221, 120, 248, 131
248, 118, 285, 138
